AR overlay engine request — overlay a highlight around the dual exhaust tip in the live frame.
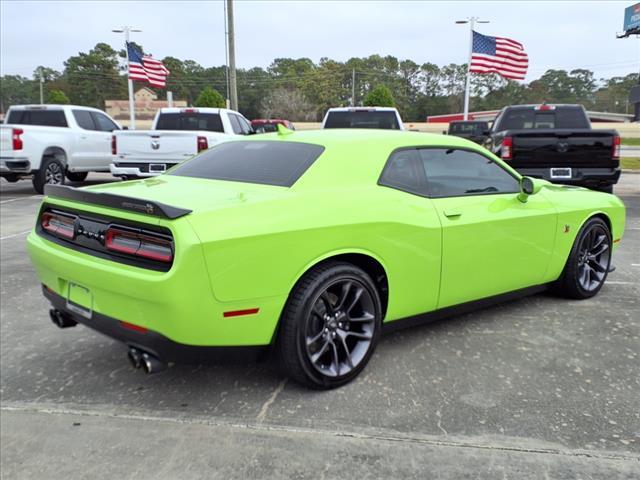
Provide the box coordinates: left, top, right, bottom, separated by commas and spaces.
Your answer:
49, 309, 78, 329
128, 347, 166, 375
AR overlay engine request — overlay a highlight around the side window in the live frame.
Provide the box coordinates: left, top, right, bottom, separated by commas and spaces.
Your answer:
418, 149, 519, 197
379, 149, 425, 196
91, 112, 118, 132
228, 114, 243, 135
238, 116, 253, 134
73, 110, 96, 130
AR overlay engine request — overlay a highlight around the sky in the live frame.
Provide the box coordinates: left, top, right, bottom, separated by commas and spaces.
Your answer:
0, 0, 638, 83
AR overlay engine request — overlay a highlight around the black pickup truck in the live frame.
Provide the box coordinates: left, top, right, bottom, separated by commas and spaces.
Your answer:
485, 104, 621, 193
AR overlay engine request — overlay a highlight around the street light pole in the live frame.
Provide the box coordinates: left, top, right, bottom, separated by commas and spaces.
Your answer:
456, 17, 489, 120
112, 26, 142, 129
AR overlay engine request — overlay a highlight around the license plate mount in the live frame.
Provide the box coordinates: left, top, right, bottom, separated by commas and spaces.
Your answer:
149, 163, 166, 173
550, 167, 572, 179
66, 282, 93, 319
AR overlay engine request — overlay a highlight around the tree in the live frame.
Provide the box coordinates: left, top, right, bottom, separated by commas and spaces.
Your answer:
260, 88, 316, 121
364, 84, 395, 107
194, 87, 225, 108
48, 89, 70, 104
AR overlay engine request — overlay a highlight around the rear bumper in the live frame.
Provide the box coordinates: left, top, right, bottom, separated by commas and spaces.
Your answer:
44, 286, 266, 363
110, 161, 180, 178
27, 228, 285, 348
516, 167, 621, 187
0, 157, 31, 174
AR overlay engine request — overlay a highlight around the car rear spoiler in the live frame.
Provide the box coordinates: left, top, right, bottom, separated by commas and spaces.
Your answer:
43, 185, 192, 220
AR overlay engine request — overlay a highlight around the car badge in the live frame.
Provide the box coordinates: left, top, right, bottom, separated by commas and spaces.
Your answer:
151, 140, 160, 150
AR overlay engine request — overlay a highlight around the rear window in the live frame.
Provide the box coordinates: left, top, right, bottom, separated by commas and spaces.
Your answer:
169, 141, 325, 187
324, 111, 400, 130
155, 112, 224, 132
496, 107, 589, 131
7, 109, 68, 127
449, 122, 486, 134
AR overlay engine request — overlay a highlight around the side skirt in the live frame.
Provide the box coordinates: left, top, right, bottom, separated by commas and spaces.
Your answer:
382, 284, 549, 335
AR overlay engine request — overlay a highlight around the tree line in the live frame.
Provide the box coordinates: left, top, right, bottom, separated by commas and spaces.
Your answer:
0, 42, 636, 121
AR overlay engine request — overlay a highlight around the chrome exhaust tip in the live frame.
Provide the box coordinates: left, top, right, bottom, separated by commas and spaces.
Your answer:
127, 348, 143, 369
49, 309, 78, 329
141, 352, 166, 374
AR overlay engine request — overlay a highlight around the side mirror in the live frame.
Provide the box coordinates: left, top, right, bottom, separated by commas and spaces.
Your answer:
518, 176, 542, 203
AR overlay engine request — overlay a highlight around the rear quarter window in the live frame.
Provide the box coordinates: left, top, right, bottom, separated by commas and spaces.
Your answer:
169, 141, 325, 187
7, 110, 68, 127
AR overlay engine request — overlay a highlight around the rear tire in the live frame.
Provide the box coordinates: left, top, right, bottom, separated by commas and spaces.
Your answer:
32, 157, 65, 194
66, 171, 88, 182
277, 262, 382, 389
552, 217, 611, 299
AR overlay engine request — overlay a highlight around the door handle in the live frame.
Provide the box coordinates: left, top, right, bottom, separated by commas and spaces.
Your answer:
443, 210, 462, 218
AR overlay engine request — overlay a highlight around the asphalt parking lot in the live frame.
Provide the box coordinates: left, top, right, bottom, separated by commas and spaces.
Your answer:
1, 173, 639, 479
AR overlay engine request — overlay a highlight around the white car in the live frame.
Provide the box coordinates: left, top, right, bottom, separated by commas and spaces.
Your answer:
0, 105, 121, 193
321, 107, 405, 130
110, 108, 253, 179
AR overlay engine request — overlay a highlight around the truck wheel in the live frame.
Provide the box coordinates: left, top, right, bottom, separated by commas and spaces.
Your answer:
551, 217, 611, 300
277, 261, 382, 389
32, 158, 65, 194
66, 171, 88, 182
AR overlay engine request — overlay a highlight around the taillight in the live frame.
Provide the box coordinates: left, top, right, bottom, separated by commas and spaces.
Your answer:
612, 135, 620, 160
501, 136, 513, 161
105, 227, 173, 263
41, 212, 76, 239
12, 128, 23, 151
197, 136, 208, 153
111, 135, 117, 155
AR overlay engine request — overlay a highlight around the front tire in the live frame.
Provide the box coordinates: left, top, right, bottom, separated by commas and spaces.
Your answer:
32, 158, 65, 194
277, 262, 382, 389
553, 217, 611, 299
66, 171, 88, 182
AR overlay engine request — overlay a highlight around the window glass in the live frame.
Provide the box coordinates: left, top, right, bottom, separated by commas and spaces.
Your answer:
378, 149, 424, 195
237, 116, 253, 134
228, 114, 244, 134
324, 111, 400, 130
495, 107, 589, 131
8, 110, 68, 127
73, 110, 96, 130
418, 149, 519, 197
92, 112, 118, 131
155, 113, 224, 132
169, 141, 324, 187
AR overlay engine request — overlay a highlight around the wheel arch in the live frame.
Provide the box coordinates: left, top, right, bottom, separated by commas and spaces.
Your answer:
41, 146, 68, 169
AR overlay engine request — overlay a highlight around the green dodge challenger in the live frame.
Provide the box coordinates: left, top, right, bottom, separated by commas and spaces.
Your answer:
27, 129, 625, 388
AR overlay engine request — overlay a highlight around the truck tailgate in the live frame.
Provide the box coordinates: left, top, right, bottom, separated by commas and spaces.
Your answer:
511, 129, 617, 168
115, 131, 200, 162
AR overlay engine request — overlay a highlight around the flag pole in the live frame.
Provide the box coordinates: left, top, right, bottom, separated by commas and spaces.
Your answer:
112, 26, 141, 129
457, 17, 488, 120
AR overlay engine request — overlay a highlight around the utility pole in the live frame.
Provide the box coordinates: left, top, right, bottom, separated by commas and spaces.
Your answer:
352, 69, 356, 106
456, 17, 489, 120
112, 26, 142, 129
223, 0, 231, 109
226, 0, 238, 111
39, 73, 44, 104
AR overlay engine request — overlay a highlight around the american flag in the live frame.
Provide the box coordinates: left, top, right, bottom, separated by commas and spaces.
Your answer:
470, 31, 528, 81
127, 42, 170, 88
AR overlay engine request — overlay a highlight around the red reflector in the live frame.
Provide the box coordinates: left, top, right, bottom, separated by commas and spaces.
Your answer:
41, 212, 76, 239
119, 321, 148, 333
223, 308, 260, 318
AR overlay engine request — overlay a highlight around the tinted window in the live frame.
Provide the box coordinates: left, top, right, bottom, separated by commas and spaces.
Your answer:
495, 107, 589, 131
7, 110, 68, 127
73, 110, 96, 130
378, 149, 424, 196
419, 149, 519, 197
92, 112, 118, 131
449, 122, 487, 135
254, 123, 278, 133
169, 141, 324, 187
324, 111, 400, 130
155, 113, 224, 132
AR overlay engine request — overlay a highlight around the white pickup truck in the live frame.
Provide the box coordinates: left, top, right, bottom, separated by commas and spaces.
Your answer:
321, 107, 405, 130
110, 107, 253, 178
1, 104, 121, 193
